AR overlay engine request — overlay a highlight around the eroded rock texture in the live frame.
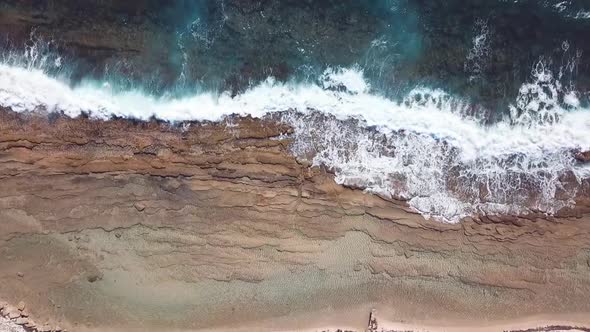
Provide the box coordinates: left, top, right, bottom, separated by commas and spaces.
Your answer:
0, 108, 589, 331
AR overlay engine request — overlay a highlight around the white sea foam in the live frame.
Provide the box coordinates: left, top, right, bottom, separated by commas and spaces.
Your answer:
0, 60, 589, 222
465, 18, 492, 81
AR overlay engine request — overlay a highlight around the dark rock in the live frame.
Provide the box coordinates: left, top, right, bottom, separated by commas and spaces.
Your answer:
24, 320, 37, 329
576, 151, 590, 162
87, 273, 102, 283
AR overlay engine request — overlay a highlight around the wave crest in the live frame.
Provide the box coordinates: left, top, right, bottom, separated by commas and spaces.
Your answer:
0, 50, 589, 222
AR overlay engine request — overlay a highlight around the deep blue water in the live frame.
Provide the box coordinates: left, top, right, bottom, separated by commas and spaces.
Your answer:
2, 0, 590, 113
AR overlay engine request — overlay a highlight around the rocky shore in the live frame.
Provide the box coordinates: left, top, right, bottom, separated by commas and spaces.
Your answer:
0, 108, 589, 331
0, 301, 59, 332
1, 1, 590, 331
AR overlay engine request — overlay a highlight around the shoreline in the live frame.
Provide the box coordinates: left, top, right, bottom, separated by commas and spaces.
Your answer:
4, 303, 590, 332
374, 316, 590, 332
223, 309, 590, 332
208, 309, 590, 332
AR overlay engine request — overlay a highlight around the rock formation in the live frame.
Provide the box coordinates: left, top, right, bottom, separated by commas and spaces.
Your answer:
0, 108, 589, 331
576, 150, 590, 162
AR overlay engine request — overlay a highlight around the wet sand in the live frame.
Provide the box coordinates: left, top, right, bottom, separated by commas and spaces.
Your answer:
63, 310, 590, 332
241, 310, 590, 332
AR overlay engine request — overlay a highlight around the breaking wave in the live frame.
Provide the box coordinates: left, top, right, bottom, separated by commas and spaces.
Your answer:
0, 44, 589, 223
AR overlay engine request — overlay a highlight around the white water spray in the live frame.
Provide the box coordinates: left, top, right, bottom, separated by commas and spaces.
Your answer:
0, 48, 589, 222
